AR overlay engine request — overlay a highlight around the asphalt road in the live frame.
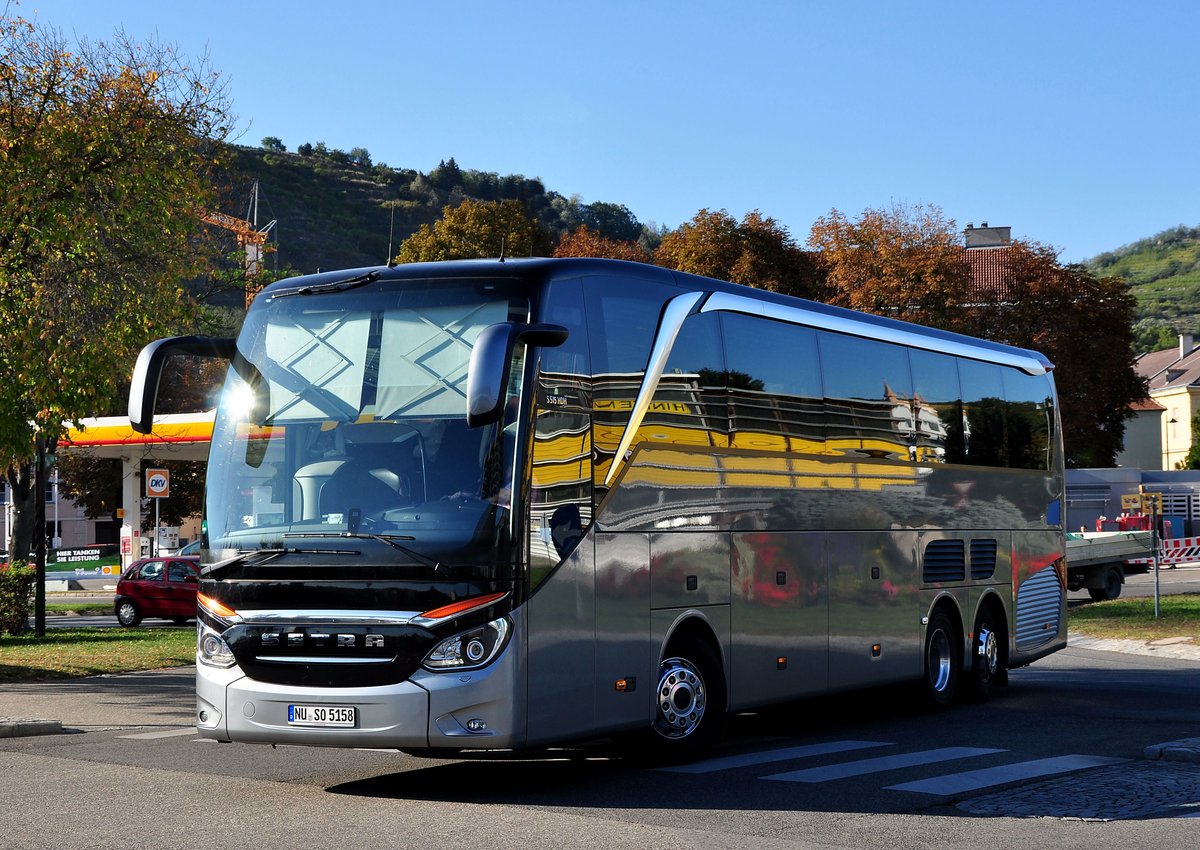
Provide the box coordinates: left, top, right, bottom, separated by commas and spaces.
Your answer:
0, 644, 1197, 849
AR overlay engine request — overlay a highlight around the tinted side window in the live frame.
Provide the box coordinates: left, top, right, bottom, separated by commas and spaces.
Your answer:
910, 349, 964, 464
723, 313, 823, 450
530, 278, 593, 582
819, 333, 914, 459
1002, 369, 1054, 470
959, 360, 1007, 467
585, 275, 675, 489
584, 276, 673, 375
538, 277, 590, 380
648, 312, 728, 442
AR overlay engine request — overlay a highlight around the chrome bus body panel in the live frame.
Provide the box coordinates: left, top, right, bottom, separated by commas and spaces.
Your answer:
828, 530, 922, 692
700, 290, 1052, 376
594, 532, 653, 732
729, 531, 828, 709
233, 609, 418, 625
525, 533, 601, 747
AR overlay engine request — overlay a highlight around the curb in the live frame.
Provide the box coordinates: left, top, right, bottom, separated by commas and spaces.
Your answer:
0, 717, 63, 738
1145, 738, 1200, 764
1067, 631, 1200, 661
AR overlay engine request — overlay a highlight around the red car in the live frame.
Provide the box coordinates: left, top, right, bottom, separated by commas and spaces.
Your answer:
114, 556, 201, 627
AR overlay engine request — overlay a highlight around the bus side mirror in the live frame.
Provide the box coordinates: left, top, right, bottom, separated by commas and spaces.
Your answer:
466, 323, 567, 428
128, 336, 236, 434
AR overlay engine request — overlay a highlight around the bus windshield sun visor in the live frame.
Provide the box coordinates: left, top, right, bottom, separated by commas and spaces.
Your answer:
604, 291, 706, 487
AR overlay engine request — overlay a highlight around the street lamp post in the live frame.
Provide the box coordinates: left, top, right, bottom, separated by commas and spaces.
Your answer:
1166, 416, 1178, 470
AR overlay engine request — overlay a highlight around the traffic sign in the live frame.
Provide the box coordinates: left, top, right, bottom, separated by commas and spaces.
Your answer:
1121, 494, 1141, 511
145, 468, 170, 499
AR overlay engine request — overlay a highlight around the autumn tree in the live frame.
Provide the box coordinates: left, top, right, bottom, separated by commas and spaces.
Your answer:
961, 241, 1145, 467
553, 225, 651, 263
653, 209, 821, 299
0, 13, 232, 564
806, 203, 972, 326
394, 199, 552, 263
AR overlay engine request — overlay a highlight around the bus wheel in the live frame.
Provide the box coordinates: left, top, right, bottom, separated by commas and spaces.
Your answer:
922, 610, 960, 707
649, 634, 726, 762
964, 608, 1001, 702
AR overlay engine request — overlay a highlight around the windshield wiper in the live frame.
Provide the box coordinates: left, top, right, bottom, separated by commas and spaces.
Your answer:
201, 545, 361, 578
283, 531, 446, 575
272, 270, 380, 299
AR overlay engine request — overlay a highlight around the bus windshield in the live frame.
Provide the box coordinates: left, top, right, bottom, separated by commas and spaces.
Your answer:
204, 278, 531, 569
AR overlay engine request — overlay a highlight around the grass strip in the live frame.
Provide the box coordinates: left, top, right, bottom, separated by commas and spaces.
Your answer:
1068, 593, 1200, 642
0, 628, 195, 682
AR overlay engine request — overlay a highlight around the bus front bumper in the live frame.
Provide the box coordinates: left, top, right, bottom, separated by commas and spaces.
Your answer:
195, 641, 525, 750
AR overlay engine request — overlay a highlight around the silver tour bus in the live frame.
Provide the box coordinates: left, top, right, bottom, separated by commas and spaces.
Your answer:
129, 257, 1066, 762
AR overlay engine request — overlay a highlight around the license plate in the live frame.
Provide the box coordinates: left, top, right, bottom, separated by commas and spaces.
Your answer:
287, 704, 356, 727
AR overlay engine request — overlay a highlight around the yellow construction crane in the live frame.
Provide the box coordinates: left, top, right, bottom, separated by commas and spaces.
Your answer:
202, 180, 277, 309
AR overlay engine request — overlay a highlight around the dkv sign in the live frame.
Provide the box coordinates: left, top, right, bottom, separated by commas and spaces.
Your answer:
145, 468, 170, 499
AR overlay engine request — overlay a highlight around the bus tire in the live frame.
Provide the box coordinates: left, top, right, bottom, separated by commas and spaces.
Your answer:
647, 633, 726, 763
964, 606, 1002, 702
922, 610, 960, 707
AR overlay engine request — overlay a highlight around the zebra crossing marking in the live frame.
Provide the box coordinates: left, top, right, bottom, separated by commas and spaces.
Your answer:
761, 746, 1006, 783
885, 754, 1128, 795
657, 740, 893, 774
883, 753, 1123, 792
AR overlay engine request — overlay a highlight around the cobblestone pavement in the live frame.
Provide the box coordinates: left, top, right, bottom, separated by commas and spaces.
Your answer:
958, 760, 1200, 820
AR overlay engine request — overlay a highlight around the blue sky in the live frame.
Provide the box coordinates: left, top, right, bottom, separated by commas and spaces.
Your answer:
21, 0, 1200, 262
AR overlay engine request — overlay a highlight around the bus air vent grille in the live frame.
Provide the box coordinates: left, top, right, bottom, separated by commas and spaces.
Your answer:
971, 539, 998, 580
1015, 566, 1062, 650
923, 539, 965, 584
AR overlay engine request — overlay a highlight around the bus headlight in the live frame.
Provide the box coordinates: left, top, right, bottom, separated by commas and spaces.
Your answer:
422, 617, 510, 671
197, 622, 237, 669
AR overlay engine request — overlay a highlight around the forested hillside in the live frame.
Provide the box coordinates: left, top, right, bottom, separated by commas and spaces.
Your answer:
224, 140, 1198, 358
1087, 225, 1200, 352
215, 143, 649, 279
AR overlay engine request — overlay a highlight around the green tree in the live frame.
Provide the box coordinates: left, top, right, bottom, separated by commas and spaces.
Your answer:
260, 135, 285, 152
962, 241, 1146, 468
429, 157, 463, 190
0, 13, 232, 562
653, 209, 821, 299
394, 199, 552, 263
580, 202, 641, 242
1179, 411, 1200, 470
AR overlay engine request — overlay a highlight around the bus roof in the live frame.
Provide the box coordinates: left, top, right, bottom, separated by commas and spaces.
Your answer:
257, 257, 1053, 374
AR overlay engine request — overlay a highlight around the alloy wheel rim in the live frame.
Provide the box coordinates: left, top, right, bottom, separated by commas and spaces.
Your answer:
654, 657, 706, 739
